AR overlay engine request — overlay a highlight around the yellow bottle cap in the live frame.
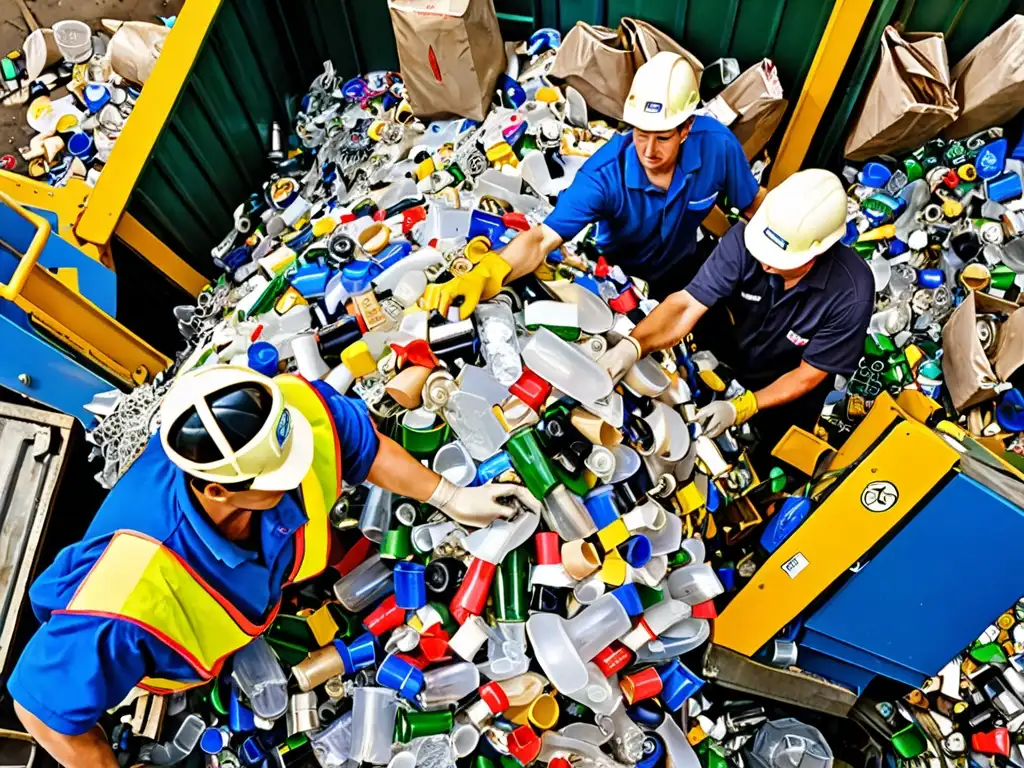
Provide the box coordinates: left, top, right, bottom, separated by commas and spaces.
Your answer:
312, 216, 337, 237
596, 519, 630, 551
415, 156, 436, 181
341, 340, 377, 377
535, 87, 561, 103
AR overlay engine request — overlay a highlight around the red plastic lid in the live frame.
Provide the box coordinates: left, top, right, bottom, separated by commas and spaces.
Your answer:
534, 532, 561, 565
620, 667, 663, 704
609, 287, 639, 314
690, 600, 718, 619
479, 681, 510, 714
942, 169, 960, 189
595, 256, 611, 278
509, 367, 552, 413
549, 758, 572, 768
419, 626, 451, 663
593, 642, 633, 676
402, 206, 427, 233
363, 595, 406, 636
0, 155, 17, 170
508, 725, 541, 764
502, 212, 530, 231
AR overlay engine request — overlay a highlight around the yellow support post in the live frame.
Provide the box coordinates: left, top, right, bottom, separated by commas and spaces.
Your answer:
767, 0, 874, 188
115, 213, 209, 298
75, 0, 224, 245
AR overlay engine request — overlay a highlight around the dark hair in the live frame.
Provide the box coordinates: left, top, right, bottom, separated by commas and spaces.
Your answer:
189, 476, 255, 494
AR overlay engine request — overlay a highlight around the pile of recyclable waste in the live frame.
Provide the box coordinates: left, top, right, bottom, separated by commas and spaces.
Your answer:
79, 26, 1024, 768
821, 130, 1024, 459
1, 17, 171, 184
83, 32, 844, 768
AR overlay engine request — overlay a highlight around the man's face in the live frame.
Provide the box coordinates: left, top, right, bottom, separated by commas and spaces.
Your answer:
760, 258, 817, 282
633, 122, 689, 174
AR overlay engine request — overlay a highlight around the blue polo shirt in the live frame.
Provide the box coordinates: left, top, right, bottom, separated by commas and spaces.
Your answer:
6, 383, 378, 736
686, 222, 874, 382
544, 117, 758, 281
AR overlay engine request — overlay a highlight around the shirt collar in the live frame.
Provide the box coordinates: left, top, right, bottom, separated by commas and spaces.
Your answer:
624, 130, 703, 193
173, 469, 304, 568
798, 252, 834, 291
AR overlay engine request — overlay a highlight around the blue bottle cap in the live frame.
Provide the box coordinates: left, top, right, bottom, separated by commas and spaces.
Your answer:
468, 209, 505, 243
290, 261, 331, 299
200, 727, 229, 755
346, 631, 379, 672
623, 535, 652, 568
840, 219, 860, 247
583, 485, 620, 528
341, 261, 373, 294
917, 268, 945, 289
611, 583, 644, 617
376, 653, 424, 700
239, 735, 265, 764
66, 131, 93, 160
657, 660, 705, 712
474, 452, 513, 486
636, 734, 665, 768
247, 341, 279, 377
760, 496, 813, 553
976, 139, 1008, 180
987, 171, 1024, 204
717, 566, 736, 592
393, 561, 427, 610
889, 239, 908, 256
997, 388, 1024, 433
626, 701, 665, 727
83, 83, 110, 112
334, 638, 355, 676
859, 161, 892, 189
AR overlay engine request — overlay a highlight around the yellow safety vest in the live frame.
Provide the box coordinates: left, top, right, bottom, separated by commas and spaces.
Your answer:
59, 375, 341, 695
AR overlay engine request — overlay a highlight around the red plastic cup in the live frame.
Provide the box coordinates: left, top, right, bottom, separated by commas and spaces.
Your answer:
510, 367, 552, 413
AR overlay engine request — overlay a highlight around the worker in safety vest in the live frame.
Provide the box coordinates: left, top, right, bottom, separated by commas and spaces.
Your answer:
623, 169, 874, 464
9, 365, 540, 767
435, 51, 764, 318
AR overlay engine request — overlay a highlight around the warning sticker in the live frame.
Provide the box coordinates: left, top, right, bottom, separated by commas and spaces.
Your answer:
781, 553, 809, 579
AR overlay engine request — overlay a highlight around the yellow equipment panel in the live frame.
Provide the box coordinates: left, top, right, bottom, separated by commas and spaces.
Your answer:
714, 419, 959, 656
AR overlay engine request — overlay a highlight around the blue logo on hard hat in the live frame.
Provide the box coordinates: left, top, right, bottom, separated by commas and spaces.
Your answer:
276, 410, 291, 448
644, 101, 663, 113
764, 227, 789, 250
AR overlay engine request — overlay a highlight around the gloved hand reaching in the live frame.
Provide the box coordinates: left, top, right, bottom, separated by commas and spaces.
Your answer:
427, 477, 543, 527
694, 390, 758, 438
433, 252, 512, 320
599, 336, 642, 383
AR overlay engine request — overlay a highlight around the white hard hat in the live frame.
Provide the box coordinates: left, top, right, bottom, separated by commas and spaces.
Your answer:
623, 51, 701, 132
160, 364, 314, 492
745, 169, 849, 270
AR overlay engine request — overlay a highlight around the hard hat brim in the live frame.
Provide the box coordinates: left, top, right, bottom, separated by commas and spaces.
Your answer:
744, 208, 847, 271
623, 106, 696, 133
249, 404, 315, 493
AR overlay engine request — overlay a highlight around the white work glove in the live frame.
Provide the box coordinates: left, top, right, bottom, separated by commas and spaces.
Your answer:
694, 390, 759, 439
427, 477, 543, 527
599, 336, 642, 383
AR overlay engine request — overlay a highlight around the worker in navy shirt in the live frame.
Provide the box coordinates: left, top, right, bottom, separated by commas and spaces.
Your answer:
437, 51, 763, 319
9, 364, 539, 768
630, 169, 874, 463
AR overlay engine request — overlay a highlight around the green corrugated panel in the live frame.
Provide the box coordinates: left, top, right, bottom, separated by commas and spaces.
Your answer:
125, 0, 839, 268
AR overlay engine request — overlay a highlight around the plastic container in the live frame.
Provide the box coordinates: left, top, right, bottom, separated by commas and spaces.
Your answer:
350, 688, 399, 765
231, 637, 288, 720
53, 20, 93, 63
746, 719, 834, 768
432, 441, 477, 486
419, 661, 481, 710
521, 328, 613, 404
333, 554, 394, 612
310, 712, 354, 768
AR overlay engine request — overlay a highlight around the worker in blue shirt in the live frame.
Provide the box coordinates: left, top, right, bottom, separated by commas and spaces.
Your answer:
628, 169, 874, 463
9, 364, 539, 768
436, 51, 763, 319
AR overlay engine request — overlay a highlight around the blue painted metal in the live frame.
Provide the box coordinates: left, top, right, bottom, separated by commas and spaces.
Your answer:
0, 199, 121, 426
799, 472, 1024, 690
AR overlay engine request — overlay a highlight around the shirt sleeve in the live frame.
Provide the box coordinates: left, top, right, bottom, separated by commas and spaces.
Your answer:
722, 132, 759, 211
543, 168, 614, 241
684, 224, 747, 308
7, 614, 148, 736
313, 381, 380, 486
803, 300, 874, 376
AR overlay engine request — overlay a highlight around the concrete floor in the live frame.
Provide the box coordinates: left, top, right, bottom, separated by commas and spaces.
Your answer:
0, 0, 185, 161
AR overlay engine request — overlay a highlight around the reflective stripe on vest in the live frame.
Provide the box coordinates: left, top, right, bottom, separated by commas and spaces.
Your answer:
60, 375, 343, 692
61, 531, 279, 689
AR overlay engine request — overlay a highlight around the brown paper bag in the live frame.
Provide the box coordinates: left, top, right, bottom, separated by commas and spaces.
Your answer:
945, 15, 1024, 139
550, 18, 701, 120
844, 27, 959, 161
388, 0, 506, 122
941, 291, 1024, 412
706, 59, 788, 159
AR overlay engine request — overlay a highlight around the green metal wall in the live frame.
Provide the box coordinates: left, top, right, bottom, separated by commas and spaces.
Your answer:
127, 0, 841, 270
811, 0, 1024, 167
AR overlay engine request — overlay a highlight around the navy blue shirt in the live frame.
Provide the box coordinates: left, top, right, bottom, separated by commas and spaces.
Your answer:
7, 383, 379, 736
686, 222, 874, 381
544, 117, 758, 282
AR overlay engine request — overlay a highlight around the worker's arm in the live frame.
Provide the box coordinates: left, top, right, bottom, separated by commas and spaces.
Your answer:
14, 702, 118, 768
752, 360, 830, 410
366, 432, 443, 502
742, 186, 767, 219
630, 290, 709, 355
501, 223, 565, 281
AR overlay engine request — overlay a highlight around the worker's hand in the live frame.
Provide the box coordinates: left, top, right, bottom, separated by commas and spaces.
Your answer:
428, 477, 542, 527
437, 253, 513, 320
599, 337, 642, 383
694, 390, 758, 438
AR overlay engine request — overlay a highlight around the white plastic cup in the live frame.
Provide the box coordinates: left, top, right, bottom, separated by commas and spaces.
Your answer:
53, 20, 94, 63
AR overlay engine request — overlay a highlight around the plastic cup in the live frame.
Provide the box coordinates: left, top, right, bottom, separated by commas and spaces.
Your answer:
349, 688, 398, 764
53, 20, 93, 63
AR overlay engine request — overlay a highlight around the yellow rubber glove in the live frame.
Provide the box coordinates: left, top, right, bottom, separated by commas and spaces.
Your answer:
437, 252, 512, 320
